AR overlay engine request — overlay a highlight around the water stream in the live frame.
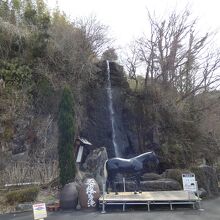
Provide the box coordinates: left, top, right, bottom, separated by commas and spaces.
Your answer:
106, 60, 120, 157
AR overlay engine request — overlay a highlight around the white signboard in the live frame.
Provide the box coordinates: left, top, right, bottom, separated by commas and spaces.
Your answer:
76, 146, 84, 163
33, 203, 47, 220
182, 173, 197, 192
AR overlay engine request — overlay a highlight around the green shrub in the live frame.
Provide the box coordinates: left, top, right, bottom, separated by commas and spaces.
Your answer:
58, 87, 75, 186
0, 59, 32, 87
5, 187, 39, 205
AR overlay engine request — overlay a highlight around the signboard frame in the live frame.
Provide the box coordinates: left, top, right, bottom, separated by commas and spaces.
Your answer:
182, 173, 197, 192
33, 203, 47, 220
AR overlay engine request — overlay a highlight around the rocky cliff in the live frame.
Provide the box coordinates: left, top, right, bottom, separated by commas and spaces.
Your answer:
0, 87, 59, 185
81, 61, 138, 158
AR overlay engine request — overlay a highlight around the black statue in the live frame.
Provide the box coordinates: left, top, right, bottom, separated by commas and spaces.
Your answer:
104, 151, 159, 194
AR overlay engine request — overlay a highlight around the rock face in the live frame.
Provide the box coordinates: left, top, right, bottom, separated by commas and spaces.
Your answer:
162, 169, 185, 184
82, 147, 108, 188
60, 182, 78, 209
107, 172, 182, 192
78, 178, 100, 209
141, 173, 162, 181
114, 178, 181, 192
140, 179, 181, 191
80, 61, 160, 158
161, 167, 219, 198
0, 112, 59, 185
192, 165, 219, 197
81, 61, 137, 157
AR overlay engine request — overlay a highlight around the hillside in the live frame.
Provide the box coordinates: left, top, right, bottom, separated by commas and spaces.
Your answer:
0, 0, 220, 188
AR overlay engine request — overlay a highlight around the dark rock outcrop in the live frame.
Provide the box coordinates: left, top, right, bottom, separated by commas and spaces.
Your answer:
140, 179, 182, 191
141, 173, 162, 181
192, 165, 219, 197
114, 178, 181, 192
162, 169, 186, 184
82, 147, 108, 188
81, 61, 135, 157
162, 167, 219, 198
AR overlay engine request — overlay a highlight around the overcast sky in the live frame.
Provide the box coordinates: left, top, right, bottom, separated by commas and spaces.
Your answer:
47, 0, 220, 48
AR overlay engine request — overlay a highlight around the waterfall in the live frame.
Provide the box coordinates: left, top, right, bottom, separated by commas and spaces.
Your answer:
106, 60, 120, 157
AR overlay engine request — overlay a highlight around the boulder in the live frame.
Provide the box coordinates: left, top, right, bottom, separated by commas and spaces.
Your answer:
60, 182, 78, 209
197, 188, 207, 198
82, 147, 108, 188
78, 178, 100, 209
192, 165, 219, 197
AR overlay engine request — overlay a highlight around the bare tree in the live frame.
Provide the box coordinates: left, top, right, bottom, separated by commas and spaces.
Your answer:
134, 9, 220, 101
123, 42, 141, 90
101, 47, 118, 61
75, 15, 112, 57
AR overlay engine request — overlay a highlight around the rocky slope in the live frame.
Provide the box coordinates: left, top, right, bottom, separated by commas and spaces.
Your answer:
81, 61, 138, 158
0, 61, 138, 185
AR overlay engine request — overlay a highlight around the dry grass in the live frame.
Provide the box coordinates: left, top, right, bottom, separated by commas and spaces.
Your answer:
5, 187, 39, 205
0, 160, 59, 187
0, 190, 14, 214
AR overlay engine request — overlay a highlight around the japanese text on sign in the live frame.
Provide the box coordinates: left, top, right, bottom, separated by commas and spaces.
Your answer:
33, 203, 47, 220
182, 173, 197, 192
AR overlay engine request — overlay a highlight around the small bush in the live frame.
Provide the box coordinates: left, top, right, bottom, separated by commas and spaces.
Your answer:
5, 187, 39, 205
0, 59, 32, 87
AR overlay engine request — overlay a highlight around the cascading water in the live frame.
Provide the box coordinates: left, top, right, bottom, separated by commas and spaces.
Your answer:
106, 60, 120, 157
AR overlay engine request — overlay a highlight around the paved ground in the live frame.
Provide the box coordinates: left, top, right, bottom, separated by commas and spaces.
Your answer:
1, 197, 220, 220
